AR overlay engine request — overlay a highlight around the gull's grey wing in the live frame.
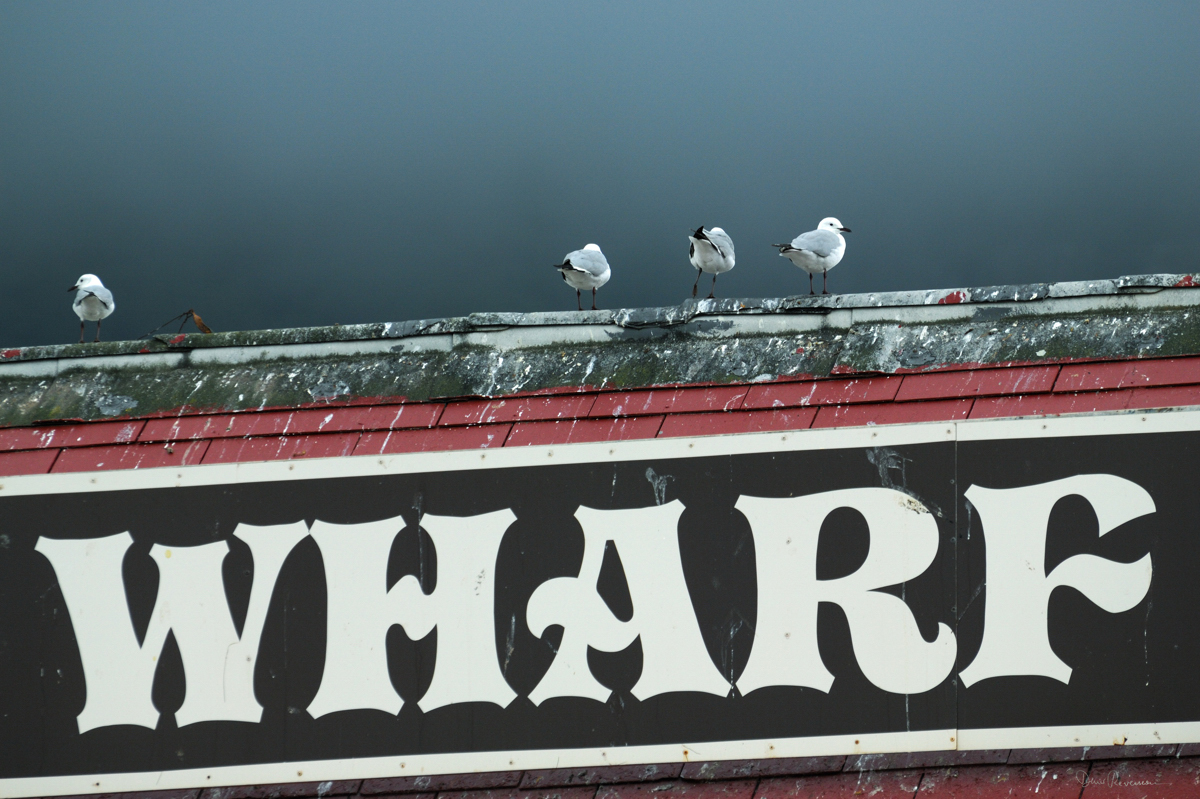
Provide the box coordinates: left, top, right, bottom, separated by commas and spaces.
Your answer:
789, 229, 840, 258
567, 248, 610, 277
77, 287, 114, 309
707, 228, 735, 260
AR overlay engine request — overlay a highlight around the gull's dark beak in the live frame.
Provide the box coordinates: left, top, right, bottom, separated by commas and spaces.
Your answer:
839, 227, 851, 233
68, 285, 78, 292
692, 226, 707, 239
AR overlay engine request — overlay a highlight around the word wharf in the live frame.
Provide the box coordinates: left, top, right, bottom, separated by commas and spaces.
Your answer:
35, 474, 1153, 734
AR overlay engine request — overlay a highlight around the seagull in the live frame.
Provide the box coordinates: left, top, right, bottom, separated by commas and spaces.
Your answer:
688, 226, 735, 298
69, 274, 115, 343
773, 217, 851, 295
554, 244, 611, 310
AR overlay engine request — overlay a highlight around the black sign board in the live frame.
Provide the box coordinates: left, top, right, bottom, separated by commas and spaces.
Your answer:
0, 413, 1193, 796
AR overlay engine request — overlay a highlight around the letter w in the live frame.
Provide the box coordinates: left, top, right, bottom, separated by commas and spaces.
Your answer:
36, 523, 307, 733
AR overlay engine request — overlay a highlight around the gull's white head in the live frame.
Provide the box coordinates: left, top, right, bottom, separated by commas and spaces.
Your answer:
583, 243, 602, 252
710, 227, 725, 235
818, 217, 851, 234
69, 274, 103, 292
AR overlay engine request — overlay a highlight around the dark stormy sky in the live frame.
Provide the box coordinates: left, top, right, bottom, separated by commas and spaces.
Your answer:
2, 2, 1198, 347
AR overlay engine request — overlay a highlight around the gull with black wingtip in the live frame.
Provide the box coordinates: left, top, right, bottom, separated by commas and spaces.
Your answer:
554, 243, 611, 310
773, 217, 851, 295
69, 274, 116, 343
688, 226, 735, 299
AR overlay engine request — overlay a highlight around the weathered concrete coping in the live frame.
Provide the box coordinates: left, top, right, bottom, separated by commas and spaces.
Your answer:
1, 273, 1200, 427
3, 272, 1198, 368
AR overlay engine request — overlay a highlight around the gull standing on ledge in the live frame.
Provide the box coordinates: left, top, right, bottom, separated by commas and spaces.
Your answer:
69, 274, 115, 343
773, 217, 851, 295
554, 243, 611, 310
688, 226, 735, 299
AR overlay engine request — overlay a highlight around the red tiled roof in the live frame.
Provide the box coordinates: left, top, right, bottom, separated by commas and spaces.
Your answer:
2, 356, 1200, 477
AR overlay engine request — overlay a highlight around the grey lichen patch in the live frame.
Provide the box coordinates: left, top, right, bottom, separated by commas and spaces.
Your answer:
309, 381, 351, 403
95, 395, 138, 417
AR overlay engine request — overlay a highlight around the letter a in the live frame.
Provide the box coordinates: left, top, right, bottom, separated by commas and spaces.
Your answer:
959, 474, 1154, 687
526, 501, 729, 705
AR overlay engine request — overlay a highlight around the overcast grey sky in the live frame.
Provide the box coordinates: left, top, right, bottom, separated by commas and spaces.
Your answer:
2, 1, 1198, 346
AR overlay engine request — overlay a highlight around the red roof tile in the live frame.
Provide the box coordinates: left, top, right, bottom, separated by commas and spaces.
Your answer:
845, 750, 1007, 772
680, 758, 846, 781
598, 780, 756, 799
0, 420, 145, 450
521, 765, 682, 789
355, 424, 511, 455
61, 420, 146, 447
0, 448, 60, 476
896, 365, 1060, 402
199, 781, 362, 799
917, 763, 1084, 797
755, 771, 921, 799
440, 395, 596, 426
224, 405, 442, 438
202, 433, 359, 464
506, 416, 664, 446
743, 376, 900, 410
53, 441, 210, 472
139, 414, 237, 443
812, 398, 973, 428
0, 426, 63, 452
1055, 356, 1200, 392
1127, 384, 1200, 411
658, 408, 818, 438
443, 788, 595, 799
590, 386, 748, 418
969, 390, 1131, 419
362, 772, 521, 795
972, 385, 1200, 419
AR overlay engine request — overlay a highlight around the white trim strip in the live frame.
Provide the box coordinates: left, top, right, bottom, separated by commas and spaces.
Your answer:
4, 719, 1198, 798
958, 720, 1200, 750
0, 729, 956, 799
956, 406, 1200, 441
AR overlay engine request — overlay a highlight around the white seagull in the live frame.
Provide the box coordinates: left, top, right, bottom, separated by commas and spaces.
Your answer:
69, 274, 116, 343
554, 243, 611, 310
774, 217, 851, 295
688, 226, 735, 299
